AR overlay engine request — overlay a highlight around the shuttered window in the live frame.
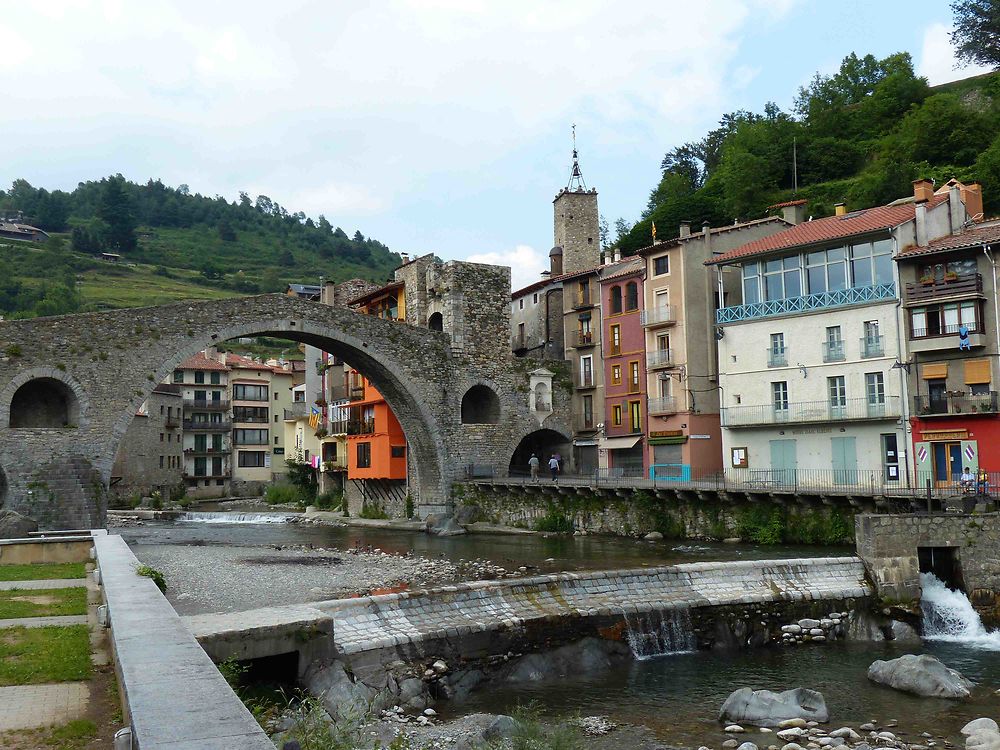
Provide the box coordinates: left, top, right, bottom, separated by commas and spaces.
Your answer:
965, 359, 991, 385
922, 363, 948, 380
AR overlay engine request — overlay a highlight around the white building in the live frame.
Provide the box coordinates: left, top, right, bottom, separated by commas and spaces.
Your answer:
710, 182, 975, 488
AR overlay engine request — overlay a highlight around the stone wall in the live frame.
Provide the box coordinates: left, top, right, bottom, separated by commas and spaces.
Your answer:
856, 512, 1000, 622
553, 188, 600, 276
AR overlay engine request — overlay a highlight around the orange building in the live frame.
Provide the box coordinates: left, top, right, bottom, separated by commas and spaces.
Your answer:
345, 373, 407, 481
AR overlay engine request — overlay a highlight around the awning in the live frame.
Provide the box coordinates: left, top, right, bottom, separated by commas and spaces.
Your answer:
573, 439, 598, 447
601, 435, 643, 450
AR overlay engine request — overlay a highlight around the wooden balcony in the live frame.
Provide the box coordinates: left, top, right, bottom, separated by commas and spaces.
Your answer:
904, 272, 984, 303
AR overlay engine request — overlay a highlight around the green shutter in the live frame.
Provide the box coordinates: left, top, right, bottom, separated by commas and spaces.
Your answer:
961, 440, 980, 472
914, 441, 931, 487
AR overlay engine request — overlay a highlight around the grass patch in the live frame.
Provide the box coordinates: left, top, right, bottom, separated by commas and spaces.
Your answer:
0, 587, 87, 619
0, 719, 98, 750
0, 563, 86, 582
0, 625, 92, 685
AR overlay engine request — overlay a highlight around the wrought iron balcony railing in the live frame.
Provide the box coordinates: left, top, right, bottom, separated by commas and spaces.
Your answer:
347, 419, 376, 435
648, 396, 677, 415
183, 420, 231, 431
574, 331, 595, 348
722, 396, 900, 427
821, 341, 845, 362
860, 335, 885, 358
716, 283, 896, 324
767, 347, 787, 367
646, 349, 673, 369
640, 305, 676, 327
183, 397, 229, 410
914, 392, 999, 417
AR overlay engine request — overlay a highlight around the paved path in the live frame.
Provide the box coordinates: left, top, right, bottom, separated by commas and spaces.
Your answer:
0, 615, 88, 629
0, 683, 90, 731
0, 578, 88, 591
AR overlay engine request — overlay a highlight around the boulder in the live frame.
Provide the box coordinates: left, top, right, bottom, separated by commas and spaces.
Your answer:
725, 725, 746, 733
303, 661, 377, 718
720, 688, 829, 727
737, 744, 759, 750
867, 654, 974, 698
482, 715, 518, 741
963, 718, 1000, 750
505, 638, 629, 682
0, 509, 38, 539
452, 504, 482, 525
426, 515, 467, 536
644, 531, 664, 541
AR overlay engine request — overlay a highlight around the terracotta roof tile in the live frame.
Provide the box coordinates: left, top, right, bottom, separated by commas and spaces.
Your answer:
636, 216, 789, 257
897, 220, 1000, 258
178, 352, 228, 371
767, 199, 808, 209
705, 195, 949, 266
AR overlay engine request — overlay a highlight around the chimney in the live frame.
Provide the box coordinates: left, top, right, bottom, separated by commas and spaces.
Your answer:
702, 221, 711, 251
781, 201, 807, 225
913, 178, 933, 203
963, 183, 984, 223
834, 203, 847, 216
949, 183, 965, 234
613, 248, 621, 262
679, 221, 691, 238
399, 252, 410, 264
915, 202, 928, 247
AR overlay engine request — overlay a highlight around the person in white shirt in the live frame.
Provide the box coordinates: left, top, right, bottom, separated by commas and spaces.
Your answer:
960, 467, 975, 490
548, 455, 560, 482
528, 453, 540, 482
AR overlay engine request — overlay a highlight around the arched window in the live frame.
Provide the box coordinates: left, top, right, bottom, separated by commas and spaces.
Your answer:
428, 312, 443, 331
610, 286, 622, 314
461, 385, 501, 424
625, 282, 639, 311
9, 378, 78, 428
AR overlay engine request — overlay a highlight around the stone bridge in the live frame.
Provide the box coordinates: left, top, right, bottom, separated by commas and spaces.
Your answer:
0, 290, 571, 528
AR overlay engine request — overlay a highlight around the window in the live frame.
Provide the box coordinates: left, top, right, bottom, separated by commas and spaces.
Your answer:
806, 248, 847, 294
173, 371, 184, 383
824, 326, 844, 362
577, 280, 590, 307
519, 298, 524, 310
159, 455, 164, 469
863, 320, 883, 357
233, 406, 268, 423
772, 381, 789, 413
768, 333, 786, 367
194, 434, 207, 451
159, 405, 164, 416
582, 395, 594, 428
609, 324, 621, 355
629, 361, 640, 393
610, 286, 622, 314
517, 322, 525, 344
211, 434, 223, 451
194, 457, 207, 476
763, 256, 802, 300
828, 375, 847, 416
654, 255, 669, 276
580, 355, 593, 386
653, 289, 669, 315
233, 384, 268, 401
865, 372, 885, 404
233, 429, 268, 445
391, 445, 406, 458
850, 239, 893, 287
910, 301, 979, 337
533, 293, 539, 304
611, 365, 622, 385
210, 372, 221, 385
612, 404, 623, 426
629, 400, 641, 433
238, 451, 266, 468
742, 262, 760, 305
356, 442, 371, 468
625, 282, 639, 311
194, 372, 205, 384
159, 433, 164, 442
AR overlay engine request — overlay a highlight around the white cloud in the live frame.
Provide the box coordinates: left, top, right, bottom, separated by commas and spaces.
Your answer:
917, 22, 991, 85
465, 244, 547, 292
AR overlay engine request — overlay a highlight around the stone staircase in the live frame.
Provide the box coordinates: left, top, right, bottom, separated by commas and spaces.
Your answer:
20, 456, 105, 530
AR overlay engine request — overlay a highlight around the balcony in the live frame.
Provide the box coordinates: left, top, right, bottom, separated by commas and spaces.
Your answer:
183, 470, 231, 480
646, 349, 673, 369
573, 331, 596, 348
578, 372, 596, 389
909, 324, 986, 353
904, 272, 984, 303
322, 456, 347, 472
347, 419, 376, 435
822, 341, 845, 363
722, 395, 901, 427
327, 419, 349, 434
573, 291, 594, 309
183, 420, 231, 431
914, 392, 999, 417
641, 305, 677, 327
648, 396, 678, 415
283, 403, 309, 420
349, 386, 365, 401
184, 444, 231, 455
183, 397, 229, 410
860, 336, 885, 358
717, 283, 896, 324
767, 347, 787, 368
164, 415, 180, 428
234, 413, 270, 424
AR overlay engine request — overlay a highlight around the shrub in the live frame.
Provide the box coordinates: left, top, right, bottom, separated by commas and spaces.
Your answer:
135, 564, 166, 592
359, 502, 390, 520
534, 510, 574, 534
314, 490, 342, 510
265, 483, 308, 506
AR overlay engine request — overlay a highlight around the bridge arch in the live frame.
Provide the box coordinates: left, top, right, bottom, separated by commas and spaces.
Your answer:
0, 368, 88, 429
508, 426, 572, 476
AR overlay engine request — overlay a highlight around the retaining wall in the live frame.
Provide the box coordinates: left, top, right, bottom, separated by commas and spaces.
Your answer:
0, 536, 94, 564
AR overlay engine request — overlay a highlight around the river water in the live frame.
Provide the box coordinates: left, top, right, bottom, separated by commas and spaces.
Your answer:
123, 514, 1000, 745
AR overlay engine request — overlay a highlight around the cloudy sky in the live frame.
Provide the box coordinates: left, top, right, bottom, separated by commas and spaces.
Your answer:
0, 1, 988, 290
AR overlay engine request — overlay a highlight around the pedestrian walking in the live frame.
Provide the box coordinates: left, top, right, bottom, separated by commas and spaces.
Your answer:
528, 453, 540, 482
548, 454, 560, 483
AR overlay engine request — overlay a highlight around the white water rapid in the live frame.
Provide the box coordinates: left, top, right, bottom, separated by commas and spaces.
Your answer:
177, 512, 295, 525
920, 572, 1000, 650
623, 608, 697, 660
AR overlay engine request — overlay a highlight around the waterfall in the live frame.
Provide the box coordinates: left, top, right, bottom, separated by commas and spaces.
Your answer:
178, 512, 296, 525
623, 608, 696, 660
920, 572, 1000, 650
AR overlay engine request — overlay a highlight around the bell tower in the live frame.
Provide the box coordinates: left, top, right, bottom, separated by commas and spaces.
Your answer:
553, 125, 601, 276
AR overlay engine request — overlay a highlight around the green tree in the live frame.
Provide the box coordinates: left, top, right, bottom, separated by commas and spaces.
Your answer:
951, 0, 1000, 68
97, 175, 137, 252
975, 134, 1000, 213
261, 267, 283, 292
217, 217, 236, 242
894, 93, 993, 166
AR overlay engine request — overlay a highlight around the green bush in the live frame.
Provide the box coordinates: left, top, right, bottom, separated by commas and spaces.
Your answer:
736, 506, 785, 545
534, 510, 574, 534
359, 502, 389, 520
265, 483, 308, 506
314, 490, 342, 510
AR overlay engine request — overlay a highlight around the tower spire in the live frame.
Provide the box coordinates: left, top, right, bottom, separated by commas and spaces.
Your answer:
566, 123, 588, 191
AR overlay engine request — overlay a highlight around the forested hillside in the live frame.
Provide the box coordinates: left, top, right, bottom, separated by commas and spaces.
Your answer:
616, 53, 1000, 254
0, 177, 400, 318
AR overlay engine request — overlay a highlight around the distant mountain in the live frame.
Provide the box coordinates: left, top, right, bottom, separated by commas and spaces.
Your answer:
0, 176, 401, 317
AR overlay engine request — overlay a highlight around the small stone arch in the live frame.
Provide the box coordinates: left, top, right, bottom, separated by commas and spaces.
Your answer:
508, 428, 572, 476
461, 384, 500, 424
9, 377, 80, 428
428, 312, 444, 332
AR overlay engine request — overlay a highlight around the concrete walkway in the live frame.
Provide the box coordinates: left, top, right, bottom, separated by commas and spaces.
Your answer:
0, 578, 88, 591
0, 683, 90, 731
0, 574, 92, 733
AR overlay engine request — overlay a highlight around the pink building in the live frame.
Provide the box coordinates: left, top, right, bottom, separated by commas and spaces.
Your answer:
599, 258, 647, 476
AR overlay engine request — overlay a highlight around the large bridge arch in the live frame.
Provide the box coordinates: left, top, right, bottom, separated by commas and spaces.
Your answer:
0, 293, 551, 528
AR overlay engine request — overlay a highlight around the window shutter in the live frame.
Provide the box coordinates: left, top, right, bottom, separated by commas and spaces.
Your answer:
921, 363, 948, 380
964, 359, 991, 385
